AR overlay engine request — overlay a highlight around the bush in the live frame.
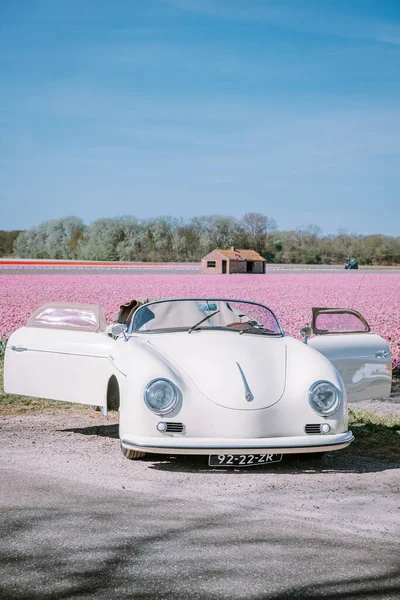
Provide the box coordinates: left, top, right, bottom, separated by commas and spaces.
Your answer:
0, 338, 7, 366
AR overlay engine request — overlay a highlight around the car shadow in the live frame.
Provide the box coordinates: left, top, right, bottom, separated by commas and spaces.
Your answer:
61, 424, 119, 439
60, 425, 400, 474
145, 452, 400, 474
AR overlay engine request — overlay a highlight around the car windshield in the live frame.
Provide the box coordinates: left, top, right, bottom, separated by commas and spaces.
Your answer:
130, 299, 282, 336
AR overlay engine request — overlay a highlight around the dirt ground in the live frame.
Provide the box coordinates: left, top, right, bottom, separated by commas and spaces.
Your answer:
1, 403, 399, 541
0, 384, 399, 525
1, 384, 399, 599
353, 378, 400, 415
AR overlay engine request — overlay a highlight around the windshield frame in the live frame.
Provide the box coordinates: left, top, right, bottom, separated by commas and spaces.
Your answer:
128, 298, 284, 337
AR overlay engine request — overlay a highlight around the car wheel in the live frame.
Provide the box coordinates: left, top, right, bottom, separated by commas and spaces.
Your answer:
120, 442, 145, 460
107, 376, 120, 411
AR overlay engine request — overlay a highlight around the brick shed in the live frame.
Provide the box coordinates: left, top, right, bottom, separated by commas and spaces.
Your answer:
201, 248, 266, 274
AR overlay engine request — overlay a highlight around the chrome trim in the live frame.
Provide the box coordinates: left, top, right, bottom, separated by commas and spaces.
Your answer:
304, 424, 323, 434
143, 378, 180, 416
9, 347, 110, 359
308, 380, 342, 417
328, 353, 392, 360
9, 344, 126, 376
128, 298, 284, 336
236, 362, 254, 402
164, 422, 185, 433
107, 356, 127, 377
121, 431, 355, 455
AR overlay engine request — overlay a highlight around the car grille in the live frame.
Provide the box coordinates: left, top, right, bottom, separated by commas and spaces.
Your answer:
165, 422, 185, 433
304, 424, 323, 434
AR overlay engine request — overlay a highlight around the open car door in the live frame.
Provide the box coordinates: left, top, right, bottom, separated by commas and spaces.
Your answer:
308, 308, 392, 402
4, 303, 118, 408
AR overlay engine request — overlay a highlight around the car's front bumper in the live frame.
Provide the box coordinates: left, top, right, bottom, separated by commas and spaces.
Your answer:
121, 430, 354, 455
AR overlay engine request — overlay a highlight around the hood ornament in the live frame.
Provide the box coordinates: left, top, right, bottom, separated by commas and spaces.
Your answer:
236, 362, 254, 402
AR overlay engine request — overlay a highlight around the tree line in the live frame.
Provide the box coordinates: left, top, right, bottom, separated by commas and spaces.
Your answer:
2, 214, 399, 264
0, 230, 23, 257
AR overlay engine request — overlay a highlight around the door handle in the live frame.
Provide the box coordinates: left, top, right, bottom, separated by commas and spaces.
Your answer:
375, 350, 389, 358
10, 346, 28, 352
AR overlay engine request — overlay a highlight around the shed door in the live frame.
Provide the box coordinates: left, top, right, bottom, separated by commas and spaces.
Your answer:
222, 260, 227, 274
4, 327, 116, 407
308, 308, 392, 402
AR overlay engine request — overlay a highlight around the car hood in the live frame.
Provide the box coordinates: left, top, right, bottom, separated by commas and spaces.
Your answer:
147, 332, 287, 410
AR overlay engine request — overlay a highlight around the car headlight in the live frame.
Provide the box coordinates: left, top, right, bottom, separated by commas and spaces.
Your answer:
144, 378, 180, 415
308, 381, 341, 416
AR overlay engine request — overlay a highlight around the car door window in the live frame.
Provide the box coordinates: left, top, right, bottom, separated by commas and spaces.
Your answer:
27, 302, 107, 332
312, 308, 370, 335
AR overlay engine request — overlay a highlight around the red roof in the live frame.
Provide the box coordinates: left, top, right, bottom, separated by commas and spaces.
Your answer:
215, 248, 265, 261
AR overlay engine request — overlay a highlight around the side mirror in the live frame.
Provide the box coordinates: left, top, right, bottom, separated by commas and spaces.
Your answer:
111, 323, 128, 339
299, 326, 313, 344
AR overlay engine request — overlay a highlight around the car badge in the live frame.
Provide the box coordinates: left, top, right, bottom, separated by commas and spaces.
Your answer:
236, 362, 254, 402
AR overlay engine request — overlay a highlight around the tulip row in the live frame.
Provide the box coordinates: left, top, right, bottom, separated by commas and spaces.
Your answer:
0, 273, 398, 369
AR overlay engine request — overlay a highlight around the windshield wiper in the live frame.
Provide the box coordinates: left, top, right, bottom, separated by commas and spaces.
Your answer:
188, 310, 220, 334
239, 327, 275, 335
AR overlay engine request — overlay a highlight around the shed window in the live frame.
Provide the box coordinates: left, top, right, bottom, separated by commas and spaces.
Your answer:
207, 261, 216, 268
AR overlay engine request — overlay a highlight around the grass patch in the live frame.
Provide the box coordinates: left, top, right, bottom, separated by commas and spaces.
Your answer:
346, 406, 400, 461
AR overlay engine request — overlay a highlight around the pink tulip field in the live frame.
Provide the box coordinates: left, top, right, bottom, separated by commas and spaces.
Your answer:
0, 273, 399, 369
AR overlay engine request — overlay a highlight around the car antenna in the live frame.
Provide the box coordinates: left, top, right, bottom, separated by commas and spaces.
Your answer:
350, 273, 366, 310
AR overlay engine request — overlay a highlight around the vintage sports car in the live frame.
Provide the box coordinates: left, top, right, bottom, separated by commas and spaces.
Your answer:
4, 298, 392, 467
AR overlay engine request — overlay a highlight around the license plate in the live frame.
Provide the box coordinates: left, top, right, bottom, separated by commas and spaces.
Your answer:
208, 453, 283, 467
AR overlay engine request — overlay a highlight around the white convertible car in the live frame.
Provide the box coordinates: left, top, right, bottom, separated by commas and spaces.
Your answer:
4, 298, 392, 467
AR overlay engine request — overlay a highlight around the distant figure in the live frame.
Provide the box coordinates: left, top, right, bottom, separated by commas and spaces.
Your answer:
345, 257, 359, 270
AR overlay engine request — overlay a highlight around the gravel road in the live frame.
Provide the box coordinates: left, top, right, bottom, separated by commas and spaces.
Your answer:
1, 403, 399, 600
352, 379, 400, 416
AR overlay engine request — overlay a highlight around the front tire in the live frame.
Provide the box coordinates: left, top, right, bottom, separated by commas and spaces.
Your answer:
107, 376, 120, 411
120, 442, 145, 460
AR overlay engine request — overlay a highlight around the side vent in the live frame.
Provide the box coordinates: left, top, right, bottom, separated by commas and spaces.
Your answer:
165, 422, 185, 433
304, 424, 323, 435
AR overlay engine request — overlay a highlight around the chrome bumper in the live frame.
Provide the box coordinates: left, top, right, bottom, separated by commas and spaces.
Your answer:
121, 430, 354, 455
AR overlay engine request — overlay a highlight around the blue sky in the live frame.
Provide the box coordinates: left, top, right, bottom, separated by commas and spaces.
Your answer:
1, 0, 399, 235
